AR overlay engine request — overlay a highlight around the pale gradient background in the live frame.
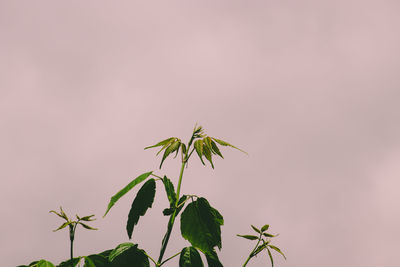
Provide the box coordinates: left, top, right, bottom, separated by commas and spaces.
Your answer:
1, 1, 399, 266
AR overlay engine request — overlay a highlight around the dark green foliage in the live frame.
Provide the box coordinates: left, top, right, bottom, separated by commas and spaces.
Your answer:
179, 247, 204, 267
83, 254, 110, 267
126, 178, 156, 239
205, 251, 223, 267
109, 243, 149, 267
162, 176, 176, 206
180, 198, 224, 254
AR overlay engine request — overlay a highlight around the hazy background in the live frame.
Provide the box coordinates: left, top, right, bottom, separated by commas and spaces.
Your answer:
1, 1, 399, 266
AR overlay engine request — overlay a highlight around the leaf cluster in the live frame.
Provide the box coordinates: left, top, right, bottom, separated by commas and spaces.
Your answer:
237, 224, 286, 267
50, 207, 97, 233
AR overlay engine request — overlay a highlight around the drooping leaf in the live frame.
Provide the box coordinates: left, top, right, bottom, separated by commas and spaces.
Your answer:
78, 222, 98, 230
202, 143, 214, 169
179, 247, 204, 267
84, 254, 110, 267
36, 260, 56, 267
79, 215, 96, 221
210, 140, 223, 158
126, 178, 156, 239
103, 171, 152, 217
211, 138, 247, 154
162, 176, 176, 206
236, 234, 259, 240
109, 243, 149, 267
57, 257, 81, 267
181, 143, 187, 155
194, 139, 205, 165
205, 250, 223, 267
269, 245, 287, 259
251, 225, 261, 234
144, 137, 175, 150
52, 221, 72, 232
261, 224, 270, 232
160, 140, 180, 168
180, 198, 223, 253
263, 232, 276, 238
49, 208, 68, 221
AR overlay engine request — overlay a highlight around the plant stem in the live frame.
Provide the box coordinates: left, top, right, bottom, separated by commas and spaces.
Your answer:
242, 233, 262, 267
160, 251, 181, 266
69, 224, 75, 267
157, 161, 186, 264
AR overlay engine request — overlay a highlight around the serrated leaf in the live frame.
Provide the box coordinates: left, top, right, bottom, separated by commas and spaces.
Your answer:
205, 250, 223, 267
144, 137, 175, 150
211, 138, 247, 154
160, 140, 180, 168
267, 247, 274, 267
202, 143, 214, 169
36, 260, 56, 267
210, 140, 223, 158
126, 178, 156, 239
109, 243, 149, 267
236, 234, 259, 240
194, 139, 205, 165
179, 247, 204, 267
104, 171, 152, 217
79, 222, 98, 230
180, 198, 223, 253
162, 176, 176, 206
269, 245, 286, 259
251, 225, 261, 234
53, 221, 73, 232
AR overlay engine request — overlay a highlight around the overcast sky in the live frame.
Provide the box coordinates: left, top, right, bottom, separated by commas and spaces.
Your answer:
1, 1, 400, 266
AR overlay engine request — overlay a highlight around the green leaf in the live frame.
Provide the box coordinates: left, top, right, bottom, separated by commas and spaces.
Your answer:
267, 247, 274, 267
263, 232, 276, 238
261, 224, 270, 232
180, 198, 223, 253
236, 234, 259, 240
103, 171, 152, 217
211, 138, 247, 154
269, 245, 287, 260
79, 215, 96, 221
57, 257, 81, 267
205, 250, 223, 267
179, 247, 204, 267
202, 143, 214, 169
144, 137, 175, 150
181, 143, 187, 155
251, 225, 261, 234
162, 207, 174, 216
109, 243, 149, 267
84, 254, 110, 267
210, 140, 223, 158
52, 221, 72, 232
162, 176, 176, 206
160, 140, 180, 168
126, 178, 156, 239
78, 222, 98, 230
36, 260, 56, 267
194, 139, 205, 165
109, 243, 135, 262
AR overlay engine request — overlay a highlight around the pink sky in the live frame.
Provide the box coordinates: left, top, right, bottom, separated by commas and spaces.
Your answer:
1, 1, 400, 266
